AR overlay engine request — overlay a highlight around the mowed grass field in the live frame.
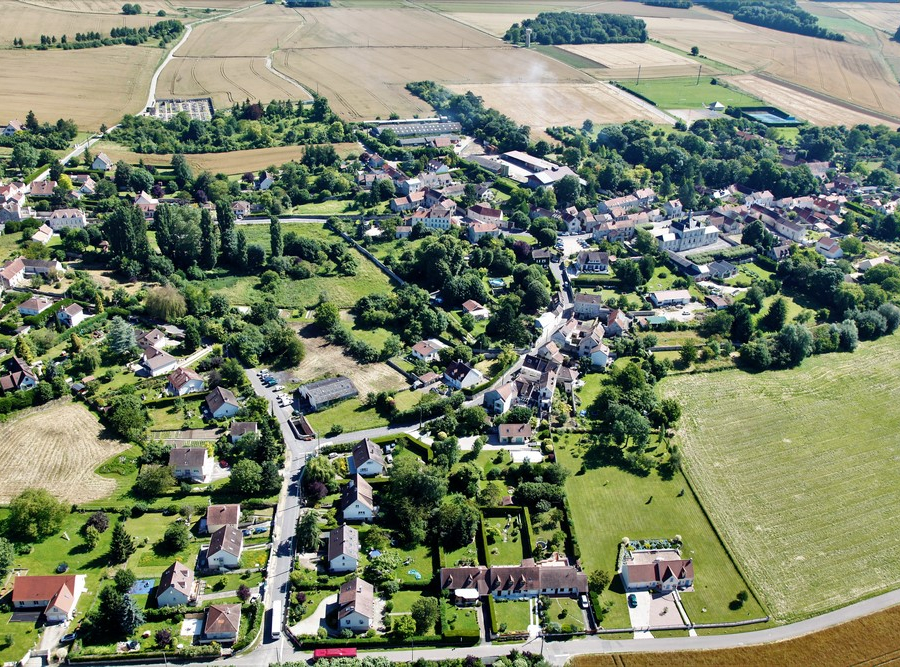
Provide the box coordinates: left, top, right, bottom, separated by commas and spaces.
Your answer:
662, 334, 900, 621
618, 76, 760, 109
556, 441, 765, 629
0, 401, 128, 504
571, 603, 900, 667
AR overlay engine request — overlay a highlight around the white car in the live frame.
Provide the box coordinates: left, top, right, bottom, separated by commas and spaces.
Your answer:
273, 384, 284, 391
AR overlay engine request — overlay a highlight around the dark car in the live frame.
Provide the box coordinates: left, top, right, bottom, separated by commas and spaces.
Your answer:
627, 594, 638, 608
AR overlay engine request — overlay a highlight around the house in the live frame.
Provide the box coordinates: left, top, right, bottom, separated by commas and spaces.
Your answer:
857, 256, 890, 272
409, 204, 453, 231
169, 447, 213, 483
395, 225, 412, 239
467, 203, 504, 225
484, 382, 516, 415
141, 346, 179, 378
205, 504, 241, 535
137, 328, 169, 351
588, 341, 611, 367
573, 293, 604, 319
134, 191, 159, 219
349, 438, 385, 477
328, 525, 360, 574
575, 251, 609, 274
76, 176, 97, 195
536, 341, 565, 365
621, 552, 694, 592
499, 423, 532, 445
390, 191, 426, 213
531, 248, 551, 266
664, 199, 683, 218
166, 367, 205, 396
31, 224, 53, 245
649, 290, 692, 307
605, 309, 630, 337
30, 181, 57, 197
0, 357, 37, 393
232, 200, 252, 218
440, 557, 588, 601
337, 578, 375, 632
47, 208, 87, 230
297, 376, 358, 412
341, 475, 376, 521
707, 260, 737, 280
12, 575, 83, 623
18, 296, 54, 316
3, 120, 23, 136
91, 153, 114, 171
205, 386, 240, 420
653, 214, 718, 253
256, 171, 275, 191
461, 300, 490, 320
705, 295, 730, 310
56, 303, 86, 328
157, 561, 195, 607
207, 525, 244, 569
411, 338, 445, 362
203, 603, 241, 643
467, 221, 501, 243
444, 360, 484, 390
816, 236, 843, 260
230, 421, 258, 443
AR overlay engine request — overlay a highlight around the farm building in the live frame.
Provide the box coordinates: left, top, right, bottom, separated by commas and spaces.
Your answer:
296, 376, 358, 412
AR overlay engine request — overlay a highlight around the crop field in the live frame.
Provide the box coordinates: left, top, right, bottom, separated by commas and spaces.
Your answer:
0, 46, 159, 129
444, 11, 539, 37
448, 81, 666, 132
727, 74, 896, 126
19, 0, 171, 13
571, 604, 900, 667
558, 43, 705, 80
618, 76, 760, 110
179, 4, 305, 57
157, 56, 311, 109
662, 334, 900, 621
0, 401, 128, 504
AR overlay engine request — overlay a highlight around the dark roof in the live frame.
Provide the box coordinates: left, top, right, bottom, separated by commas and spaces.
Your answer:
230, 421, 258, 439
338, 577, 375, 620
440, 561, 588, 596
298, 376, 358, 404
499, 423, 532, 439
341, 475, 374, 512
168, 447, 207, 468
206, 503, 241, 528
208, 525, 243, 558
328, 525, 360, 562
351, 439, 384, 470
444, 360, 476, 382
206, 386, 239, 414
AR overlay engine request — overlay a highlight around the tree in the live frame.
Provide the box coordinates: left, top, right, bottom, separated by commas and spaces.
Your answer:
270, 215, 283, 258
108, 394, 149, 442
155, 628, 173, 648
83, 525, 101, 551
0, 537, 15, 578
246, 243, 266, 271
145, 285, 187, 321
434, 494, 480, 549
8, 488, 67, 541
118, 592, 145, 635
114, 568, 136, 593
171, 154, 193, 189
393, 614, 416, 638
615, 259, 644, 292
588, 569, 611, 593
729, 302, 755, 344
216, 203, 238, 264
162, 521, 191, 553
106, 316, 137, 358
155, 205, 202, 269
237, 584, 252, 602
773, 323, 813, 368
86, 511, 110, 533
314, 301, 340, 331
296, 511, 322, 552
555, 174, 581, 205
761, 296, 788, 331
410, 597, 439, 635
109, 522, 137, 564
14, 336, 34, 363
679, 341, 697, 366
184, 317, 201, 353
230, 459, 263, 496
199, 208, 218, 270
690, 45, 699, 55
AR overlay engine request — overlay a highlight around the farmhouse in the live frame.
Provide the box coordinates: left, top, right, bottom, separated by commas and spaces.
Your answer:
207, 525, 244, 569
649, 290, 692, 307
499, 423, 532, 445
337, 577, 375, 632
230, 421, 258, 443
91, 153, 114, 171
461, 300, 490, 320
47, 208, 88, 231
3, 120, 23, 136
444, 360, 484, 390
203, 603, 241, 643
297, 376, 358, 412
157, 561, 195, 607
56, 303, 86, 328
0, 357, 37, 393
18, 296, 54, 316
169, 447, 213, 483
328, 524, 360, 574
205, 503, 241, 535
441, 556, 588, 601
349, 438, 385, 477
30, 224, 53, 245
141, 346, 179, 378
12, 574, 83, 623
621, 551, 694, 592
166, 367, 205, 396
205, 386, 240, 420
341, 475, 376, 521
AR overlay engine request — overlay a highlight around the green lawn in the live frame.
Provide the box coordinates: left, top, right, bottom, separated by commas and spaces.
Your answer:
305, 398, 389, 435
442, 602, 480, 637
239, 221, 336, 248
492, 599, 531, 634
643, 266, 680, 293
442, 540, 481, 568
0, 610, 43, 664
662, 334, 900, 622
618, 77, 761, 109
126, 513, 198, 577
545, 597, 585, 631
293, 199, 358, 215
202, 569, 264, 593
484, 516, 527, 566
146, 398, 205, 431
556, 438, 766, 627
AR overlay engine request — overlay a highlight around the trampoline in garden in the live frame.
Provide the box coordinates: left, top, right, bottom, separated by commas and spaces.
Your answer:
129, 579, 155, 595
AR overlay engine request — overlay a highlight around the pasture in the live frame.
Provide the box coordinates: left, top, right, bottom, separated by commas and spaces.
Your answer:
662, 334, 900, 621
618, 76, 760, 110
0, 401, 128, 504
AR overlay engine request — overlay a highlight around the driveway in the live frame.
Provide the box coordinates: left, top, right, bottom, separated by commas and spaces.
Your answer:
559, 233, 592, 258
649, 592, 682, 628
290, 593, 336, 636
626, 591, 654, 639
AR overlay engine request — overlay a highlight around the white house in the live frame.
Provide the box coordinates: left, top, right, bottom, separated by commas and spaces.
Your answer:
169, 447, 213, 483
205, 503, 241, 535
166, 367, 205, 396
467, 203, 504, 225
461, 300, 490, 320
12, 575, 84, 623
3, 120, 23, 136
573, 293, 604, 319
649, 290, 692, 307
18, 296, 54, 316
483, 382, 516, 415
411, 339, 446, 362
575, 251, 609, 274
444, 360, 484, 390
141, 346, 179, 378
337, 578, 375, 632
467, 221, 501, 244
653, 214, 719, 253
349, 438, 385, 477
205, 386, 240, 420
207, 525, 244, 569
91, 153, 114, 171
47, 208, 87, 230
156, 561, 194, 607
621, 553, 694, 592
816, 236, 843, 260
31, 224, 53, 245
56, 303, 86, 328
341, 475, 376, 521
498, 423, 532, 445
328, 525, 360, 574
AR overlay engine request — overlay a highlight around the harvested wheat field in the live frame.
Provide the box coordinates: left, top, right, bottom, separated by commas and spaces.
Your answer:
559, 42, 708, 79
448, 82, 669, 133
662, 334, 900, 621
445, 12, 539, 37
158, 55, 310, 108
179, 3, 307, 57
17, 0, 170, 14
0, 0, 164, 45
0, 46, 159, 129
728, 74, 897, 126
292, 324, 407, 396
824, 2, 900, 32
0, 401, 128, 504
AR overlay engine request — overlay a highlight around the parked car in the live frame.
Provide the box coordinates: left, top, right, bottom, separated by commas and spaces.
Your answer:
579, 594, 589, 609
60, 632, 78, 644
628, 594, 638, 608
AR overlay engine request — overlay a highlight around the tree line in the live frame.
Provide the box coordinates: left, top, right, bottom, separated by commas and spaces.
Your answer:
504, 12, 648, 45
14, 20, 183, 50
697, 0, 844, 40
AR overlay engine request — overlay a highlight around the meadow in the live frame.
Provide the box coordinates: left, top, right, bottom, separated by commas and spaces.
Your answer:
662, 334, 900, 621
618, 76, 760, 110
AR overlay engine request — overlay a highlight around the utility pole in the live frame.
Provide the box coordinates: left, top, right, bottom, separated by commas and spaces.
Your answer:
696, 64, 702, 86
636, 64, 642, 86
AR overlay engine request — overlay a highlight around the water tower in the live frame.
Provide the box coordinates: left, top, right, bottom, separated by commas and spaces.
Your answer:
525, 28, 532, 48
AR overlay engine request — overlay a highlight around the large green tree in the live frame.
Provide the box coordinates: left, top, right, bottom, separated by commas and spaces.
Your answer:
8, 488, 68, 541
154, 205, 202, 269
199, 208, 218, 270
270, 215, 283, 258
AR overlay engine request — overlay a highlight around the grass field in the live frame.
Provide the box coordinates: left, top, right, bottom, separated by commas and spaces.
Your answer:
571, 603, 900, 667
662, 334, 900, 621
305, 398, 389, 435
556, 440, 765, 629
492, 599, 531, 633
0, 401, 128, 504
484, 516, 527, 566
618, 76, 760, 110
